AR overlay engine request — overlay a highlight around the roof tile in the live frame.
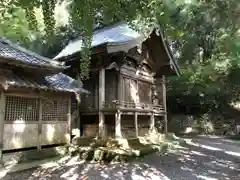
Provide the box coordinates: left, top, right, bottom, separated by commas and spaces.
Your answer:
0, 38, 65, 69
0, 70, 88, 93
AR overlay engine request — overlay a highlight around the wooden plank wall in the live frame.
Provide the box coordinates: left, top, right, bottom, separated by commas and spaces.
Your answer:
105, 70, 118, 103
121, 115, 136, 138
81, 72, 99, 110
2, 91, 71, 151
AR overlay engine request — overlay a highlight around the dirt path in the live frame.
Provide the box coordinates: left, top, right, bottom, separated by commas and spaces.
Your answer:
2, 136, 240, 180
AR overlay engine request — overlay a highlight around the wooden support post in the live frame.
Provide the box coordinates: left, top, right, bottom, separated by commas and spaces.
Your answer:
115, 110, 122, 138
134, 112, 138, 137
99, 112, 105, 138
76, 111, 81, 137
67, 98, 72, 142
37, 98, 42, 151
0, 92, 5, 164
149, 113, 155, 134
99, 68, 105, 138
150, 113, 155, 129
162, 75, 168, 134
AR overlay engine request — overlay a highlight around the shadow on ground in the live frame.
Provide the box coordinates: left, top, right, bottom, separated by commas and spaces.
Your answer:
2, 137, 240, 180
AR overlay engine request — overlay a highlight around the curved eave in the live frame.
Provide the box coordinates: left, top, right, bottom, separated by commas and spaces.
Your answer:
5, 84, 89, 94
157, 27, 181, 76
55, 38, 142, 63
0, 56, 69, 73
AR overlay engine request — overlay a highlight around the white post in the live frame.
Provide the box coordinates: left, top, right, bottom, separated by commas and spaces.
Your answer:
0, 92, 6, 164
68, 98, 72, 142
135, 112, 138, 137
99, 68, 105, 138
150, 113, 155, 128
115, 110, 122, 138
162, 75, 168, 133
149, 113, 155, 134
37, 98, 42, 150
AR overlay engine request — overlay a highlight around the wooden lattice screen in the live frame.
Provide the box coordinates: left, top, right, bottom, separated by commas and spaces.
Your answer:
5, 96, 39, 121
42, 98, 69, 121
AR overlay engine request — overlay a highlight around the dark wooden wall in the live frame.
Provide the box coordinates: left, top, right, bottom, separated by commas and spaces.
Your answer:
80, 71, 99, 110
105, 70, 118, 104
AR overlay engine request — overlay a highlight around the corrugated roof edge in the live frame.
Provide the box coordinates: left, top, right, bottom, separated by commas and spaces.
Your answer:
0, 37, 67, 69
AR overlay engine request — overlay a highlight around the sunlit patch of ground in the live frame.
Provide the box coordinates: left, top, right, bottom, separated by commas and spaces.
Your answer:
2, 136, 240, 180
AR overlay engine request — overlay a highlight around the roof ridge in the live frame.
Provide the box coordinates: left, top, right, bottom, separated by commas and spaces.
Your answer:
68, 21, 127, 44
93, 21, 125, 35
0, 37, 65, 67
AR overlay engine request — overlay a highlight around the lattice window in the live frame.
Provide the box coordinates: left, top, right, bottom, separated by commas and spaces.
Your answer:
5, 96, 39, 121
42, 98, 69, 121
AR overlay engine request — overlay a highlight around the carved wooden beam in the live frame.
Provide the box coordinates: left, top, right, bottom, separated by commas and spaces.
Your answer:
106, 62, 120, 71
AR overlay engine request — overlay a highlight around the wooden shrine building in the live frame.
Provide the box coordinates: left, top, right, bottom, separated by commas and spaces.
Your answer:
0, 38, 87, 157
54, 22, 180, 139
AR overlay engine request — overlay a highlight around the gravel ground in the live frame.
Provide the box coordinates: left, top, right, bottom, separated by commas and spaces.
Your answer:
2, 136, 240, 180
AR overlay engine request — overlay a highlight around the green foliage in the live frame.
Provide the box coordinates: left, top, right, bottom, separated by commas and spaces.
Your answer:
164, 0, 240, 114
42, 0, 56, 36
6, 0, 165, 78
0, 2, 34, 46
1, 0, 240, 113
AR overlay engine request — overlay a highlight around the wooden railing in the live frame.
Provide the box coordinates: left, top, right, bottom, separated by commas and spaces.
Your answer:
103, 100, 165, 112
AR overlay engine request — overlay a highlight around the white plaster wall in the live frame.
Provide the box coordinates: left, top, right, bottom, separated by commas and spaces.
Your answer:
41, 122, 69, 145
3, 123, 38, 150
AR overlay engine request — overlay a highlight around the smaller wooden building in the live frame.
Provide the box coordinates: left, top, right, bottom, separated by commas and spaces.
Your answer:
55, 22, 180, 139
0, 38, 87, 157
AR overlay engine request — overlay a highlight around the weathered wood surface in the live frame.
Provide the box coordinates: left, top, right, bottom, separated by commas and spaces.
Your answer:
3, 121, 69, 150
105, 70, 118, 103
2, 93, 72, 151
81, 71, 99, 110
3, 123, 38, 150
121, 115, 136, 138
115, 110, 122, 138
138, 116, 150, 136
41, 122, 69, 145
162, 76, 168, 133
99, 68, 105, 138
0, 92, 6, 161
83, 124, 98, 137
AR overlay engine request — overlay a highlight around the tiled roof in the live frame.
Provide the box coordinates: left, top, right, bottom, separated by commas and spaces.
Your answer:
54, 22, 180, 76
54, 22, 141, 59
0, 38, 66, 69
0, 70, 88, 93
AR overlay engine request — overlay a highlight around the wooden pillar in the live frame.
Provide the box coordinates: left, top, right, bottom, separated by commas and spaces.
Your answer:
150, 113, 155, 129
149, 113, 155, 134
0, 92, 5, 164
134, 112, 138, 137
76, 111, 81, 137
162, 75, 168, 133
67, 98, 72, 142
99, 68, 105, 138
115, 110, 122, 138
37, 98, 43, 150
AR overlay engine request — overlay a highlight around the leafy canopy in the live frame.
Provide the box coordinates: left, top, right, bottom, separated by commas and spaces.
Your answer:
1, 0, 240, 114
3, 0, 164, 78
